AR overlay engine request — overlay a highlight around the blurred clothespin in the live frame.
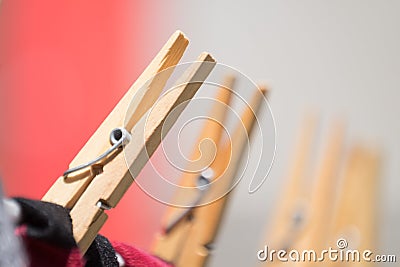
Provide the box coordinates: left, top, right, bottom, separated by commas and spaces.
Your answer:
152, 76, 267, 267
261, 116, 318, 257
261, 118, 345, 266
327, 145, 380, 267
42, 31, 216, 253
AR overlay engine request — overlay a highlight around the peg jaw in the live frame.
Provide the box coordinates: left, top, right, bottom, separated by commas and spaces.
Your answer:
43, 31, 216, 253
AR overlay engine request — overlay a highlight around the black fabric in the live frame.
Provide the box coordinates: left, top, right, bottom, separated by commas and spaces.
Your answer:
85, 234, 118, 267
13, 197, 119, 267
13, 197, 76, 249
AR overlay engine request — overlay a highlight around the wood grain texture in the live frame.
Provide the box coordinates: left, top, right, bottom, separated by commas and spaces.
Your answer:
177, 86, 266, 267
42, 31, 188, 208
153, 85, 267, 267
152, 75, 235, 263
71, 52, 216, 253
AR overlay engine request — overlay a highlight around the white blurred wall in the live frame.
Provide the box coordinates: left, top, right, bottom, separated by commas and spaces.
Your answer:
149, 1, 400, 265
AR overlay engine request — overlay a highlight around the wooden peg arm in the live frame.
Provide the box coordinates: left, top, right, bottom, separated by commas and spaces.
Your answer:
71, 53, 216, 253
43, 31, 189, 209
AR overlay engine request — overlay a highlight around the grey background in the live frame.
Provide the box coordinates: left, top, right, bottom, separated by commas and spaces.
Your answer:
144, 1, 399, 266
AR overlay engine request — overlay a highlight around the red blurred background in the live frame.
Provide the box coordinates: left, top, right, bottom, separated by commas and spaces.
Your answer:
0, 0, 164, 249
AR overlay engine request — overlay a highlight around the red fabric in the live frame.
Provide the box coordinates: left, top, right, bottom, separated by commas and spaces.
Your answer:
19, 231, 172, 267
112, 242, 173, 267
18, 225, 84, 267
23, 236, 84, 267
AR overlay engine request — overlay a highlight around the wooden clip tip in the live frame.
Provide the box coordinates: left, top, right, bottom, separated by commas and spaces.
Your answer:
173, 30, 187, 38
165, 31, 189, 52
221, 74, 236, 89
351, 142, 382, 161
257, 84, 270, 97
224, 74, 236, 82
198, 52, 216, 63
257, 82, 272, 97
172, 30, 189, 41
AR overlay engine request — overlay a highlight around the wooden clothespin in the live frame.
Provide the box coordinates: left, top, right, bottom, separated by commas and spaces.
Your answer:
293, 121, 345, 251
152, 77, 267, 267
261, 119, 345, 266
261, 116, 318, 256
327, 145, 380, 267
42, 31, 217, 253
